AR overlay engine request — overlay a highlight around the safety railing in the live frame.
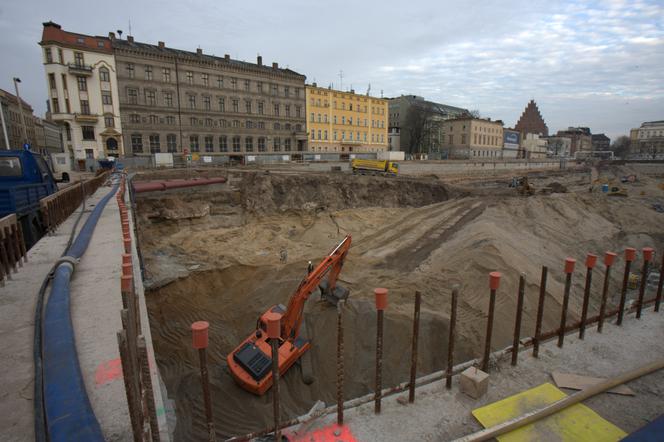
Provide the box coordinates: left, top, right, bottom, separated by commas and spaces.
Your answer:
0, 214, 27, 286
40, 172, 110, 233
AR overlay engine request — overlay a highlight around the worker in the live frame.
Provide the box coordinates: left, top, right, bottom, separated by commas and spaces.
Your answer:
307, 261, 313, 274
280, 249, 288, 263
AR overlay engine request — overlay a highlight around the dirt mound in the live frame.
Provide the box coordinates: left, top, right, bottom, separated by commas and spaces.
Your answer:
240, 172, 453, 215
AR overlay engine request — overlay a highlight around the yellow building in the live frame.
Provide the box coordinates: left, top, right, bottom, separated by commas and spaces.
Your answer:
305, 84, 388, 155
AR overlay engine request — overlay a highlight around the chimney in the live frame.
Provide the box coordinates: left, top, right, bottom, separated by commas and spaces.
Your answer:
272, 62, 278, 69
257, 55, 262, 66
224, 54, 230, 61
127, 35, 134, 43
196, 48, 202, 55
158, 41, 165, 49
42, 21, 61, 30
108, 32, 116, 40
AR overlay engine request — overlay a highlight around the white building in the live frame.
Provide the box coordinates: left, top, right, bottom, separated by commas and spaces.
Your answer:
629, 120, 664, 158
545, 136, 572, 157
520, 133, 547, 159
40, 22, 123, 171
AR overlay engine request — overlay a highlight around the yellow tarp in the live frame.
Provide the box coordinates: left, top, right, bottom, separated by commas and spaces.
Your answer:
471, 383, 626, 442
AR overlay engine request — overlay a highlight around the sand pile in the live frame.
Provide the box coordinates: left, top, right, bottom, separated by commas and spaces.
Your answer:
136, 166, 664, 440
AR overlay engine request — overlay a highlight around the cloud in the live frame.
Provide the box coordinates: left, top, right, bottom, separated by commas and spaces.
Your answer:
0, 0, 661, 140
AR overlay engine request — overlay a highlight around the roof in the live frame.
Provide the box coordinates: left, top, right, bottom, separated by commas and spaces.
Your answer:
40, 21, 113, 54
389, 95, 468, 116
0, 89, 34, 111
112, 38, 305, 80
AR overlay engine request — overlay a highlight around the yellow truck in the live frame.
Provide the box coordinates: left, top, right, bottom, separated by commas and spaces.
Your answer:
351, 159, 399, 176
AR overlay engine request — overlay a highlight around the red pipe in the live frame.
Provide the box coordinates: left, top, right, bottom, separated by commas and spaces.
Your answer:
132, 177, 226, 193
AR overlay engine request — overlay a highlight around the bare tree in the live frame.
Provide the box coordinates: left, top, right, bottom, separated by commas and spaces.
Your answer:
609, 135, 630, 159
468, 109, 481, 118
404, 103, 435, 154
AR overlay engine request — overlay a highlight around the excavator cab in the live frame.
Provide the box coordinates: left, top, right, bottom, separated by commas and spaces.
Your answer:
320, 279, 350, 305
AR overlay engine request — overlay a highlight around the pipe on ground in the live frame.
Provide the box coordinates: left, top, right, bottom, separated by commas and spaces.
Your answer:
132, 177, 226, 193
42, 181, 118, 442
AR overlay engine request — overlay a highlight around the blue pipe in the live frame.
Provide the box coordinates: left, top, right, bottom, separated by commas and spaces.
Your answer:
42, 182, 118, 442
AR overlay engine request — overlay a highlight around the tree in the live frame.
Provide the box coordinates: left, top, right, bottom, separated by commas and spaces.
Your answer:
404, 103, 435, 155
468, 109, 481, 118
609, 135, 630, 159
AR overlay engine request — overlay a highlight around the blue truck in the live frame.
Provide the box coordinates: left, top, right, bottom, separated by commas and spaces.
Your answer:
0, 150, 69, 248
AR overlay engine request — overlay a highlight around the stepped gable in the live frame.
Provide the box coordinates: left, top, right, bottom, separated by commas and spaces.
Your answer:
515, 100, 549, 136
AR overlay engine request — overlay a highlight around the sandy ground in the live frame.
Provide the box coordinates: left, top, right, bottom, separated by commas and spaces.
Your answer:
134, 162, 664, 440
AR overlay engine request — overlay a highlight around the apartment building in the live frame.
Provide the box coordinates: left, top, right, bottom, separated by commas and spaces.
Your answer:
40, 22, 123, 169
443, 117, 504, 159
112, 35, 307, 160
0, 89, 37, 150
306, 84, 388, 155
556, 127, 592, 156
628, 121, 664, 157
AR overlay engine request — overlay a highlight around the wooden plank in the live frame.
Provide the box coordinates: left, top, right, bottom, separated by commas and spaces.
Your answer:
551, 372, 634, 396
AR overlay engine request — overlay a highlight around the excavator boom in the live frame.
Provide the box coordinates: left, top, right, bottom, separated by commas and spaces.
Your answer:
226, 235, 352, 395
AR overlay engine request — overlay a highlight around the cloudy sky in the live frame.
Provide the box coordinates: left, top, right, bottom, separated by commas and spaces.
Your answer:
1, 0, 662, 140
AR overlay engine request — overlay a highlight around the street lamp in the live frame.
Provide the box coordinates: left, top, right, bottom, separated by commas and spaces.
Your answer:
13, 77, 29, 146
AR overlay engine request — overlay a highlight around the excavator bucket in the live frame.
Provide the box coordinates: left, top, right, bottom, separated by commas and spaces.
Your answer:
319, 279, 350, 305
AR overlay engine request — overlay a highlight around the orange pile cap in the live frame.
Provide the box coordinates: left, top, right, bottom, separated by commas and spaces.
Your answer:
643, 247, 654, 262
604, 251, 617, 266
191, 321, 209, 349
585, 253, 598, 269
374, 288, 388, 311
564, 258, 576, 274
120, 274, 133, 292
489, 272, 501, 290
625, 247, 637, 262
265, 312, 282, 339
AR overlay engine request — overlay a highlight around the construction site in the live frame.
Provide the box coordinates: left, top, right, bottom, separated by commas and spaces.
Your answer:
129, 160, 664, 440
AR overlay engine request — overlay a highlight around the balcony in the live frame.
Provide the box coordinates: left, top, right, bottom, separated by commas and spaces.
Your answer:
74, 113, 98, 123
68, 63, 94, 76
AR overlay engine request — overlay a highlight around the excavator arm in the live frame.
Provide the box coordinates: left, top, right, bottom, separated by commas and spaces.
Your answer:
281, 235, 352, 340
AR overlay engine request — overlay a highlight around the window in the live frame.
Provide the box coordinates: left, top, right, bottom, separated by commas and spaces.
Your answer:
274, 122, 281, 130
318, 130, 322, 140
104, 115, 114, 127
295, 105, 301, 118
149, 134, 160, 153
273, 103, 279, 116
167, 134, 177, 152
204, 96, 211, 110
186, 71, 193, 84
126, 63, 135, 78
285, 105, 291, 117
219, 136, 228, 152
285, 123, 291, 131
131, 134, 143, 152
271, 84, 278, 95
130, 114, 140, 123
149, 115, 159, 125
64, 123, 71, 141
189, 135, 200, 152
232, 99, 239, 113
324, 130, 328, 140
342, 116, 345, 125
189, 95, 196, 109
76, 76, 87, 91
334, 116, 337, 124
164, 92, 173, 107
127, 88, 138, 104
52, 98, 60, 113
295, 88, 301, 98
163, 68, 171, 83
58, 48, 63, 64
82, 125, 95, 140
80, 100, 90, 114
273, 137, 281, 151
284, 138, 291, 151
245, 137, 253, 152
295, 124, 302, 131
202, 73, 209, 86
333, 131, 337, 141
190, 117, 197, 126
102, 91, 112, 105
246, 120, 253, 129
230, 78, 237, 89
219, 119, 227, 128
245, 100, 251, 114
99, 67, 110, 82
317, 114, 321, 123
257, 121, 265, 129
233, 120, 240, 128
284, 86, 289, 97
74, 52, 84, 66
244, 79, 250, 91
258, 137, 266, 152
232, 136, 241, 152
145, 65, 153, 80
49, 73, 56, 89
45, 47, 53, 63
166, 116, 175, 125
256, 81, 263, 92
311, 131, 315, 141
217, 76, 223, 88
146, 90, 156, 106
205, 118, 212, 127
205, 135, 213, 152
258, 101, 264, 115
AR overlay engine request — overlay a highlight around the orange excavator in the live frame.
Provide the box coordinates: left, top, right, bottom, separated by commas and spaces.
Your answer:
227, 235, 352, 395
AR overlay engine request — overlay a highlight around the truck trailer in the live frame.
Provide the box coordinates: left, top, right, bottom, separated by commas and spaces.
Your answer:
350, 159, 399, 176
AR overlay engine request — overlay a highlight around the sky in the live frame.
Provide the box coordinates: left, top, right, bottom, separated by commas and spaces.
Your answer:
1, 0, 662, 140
